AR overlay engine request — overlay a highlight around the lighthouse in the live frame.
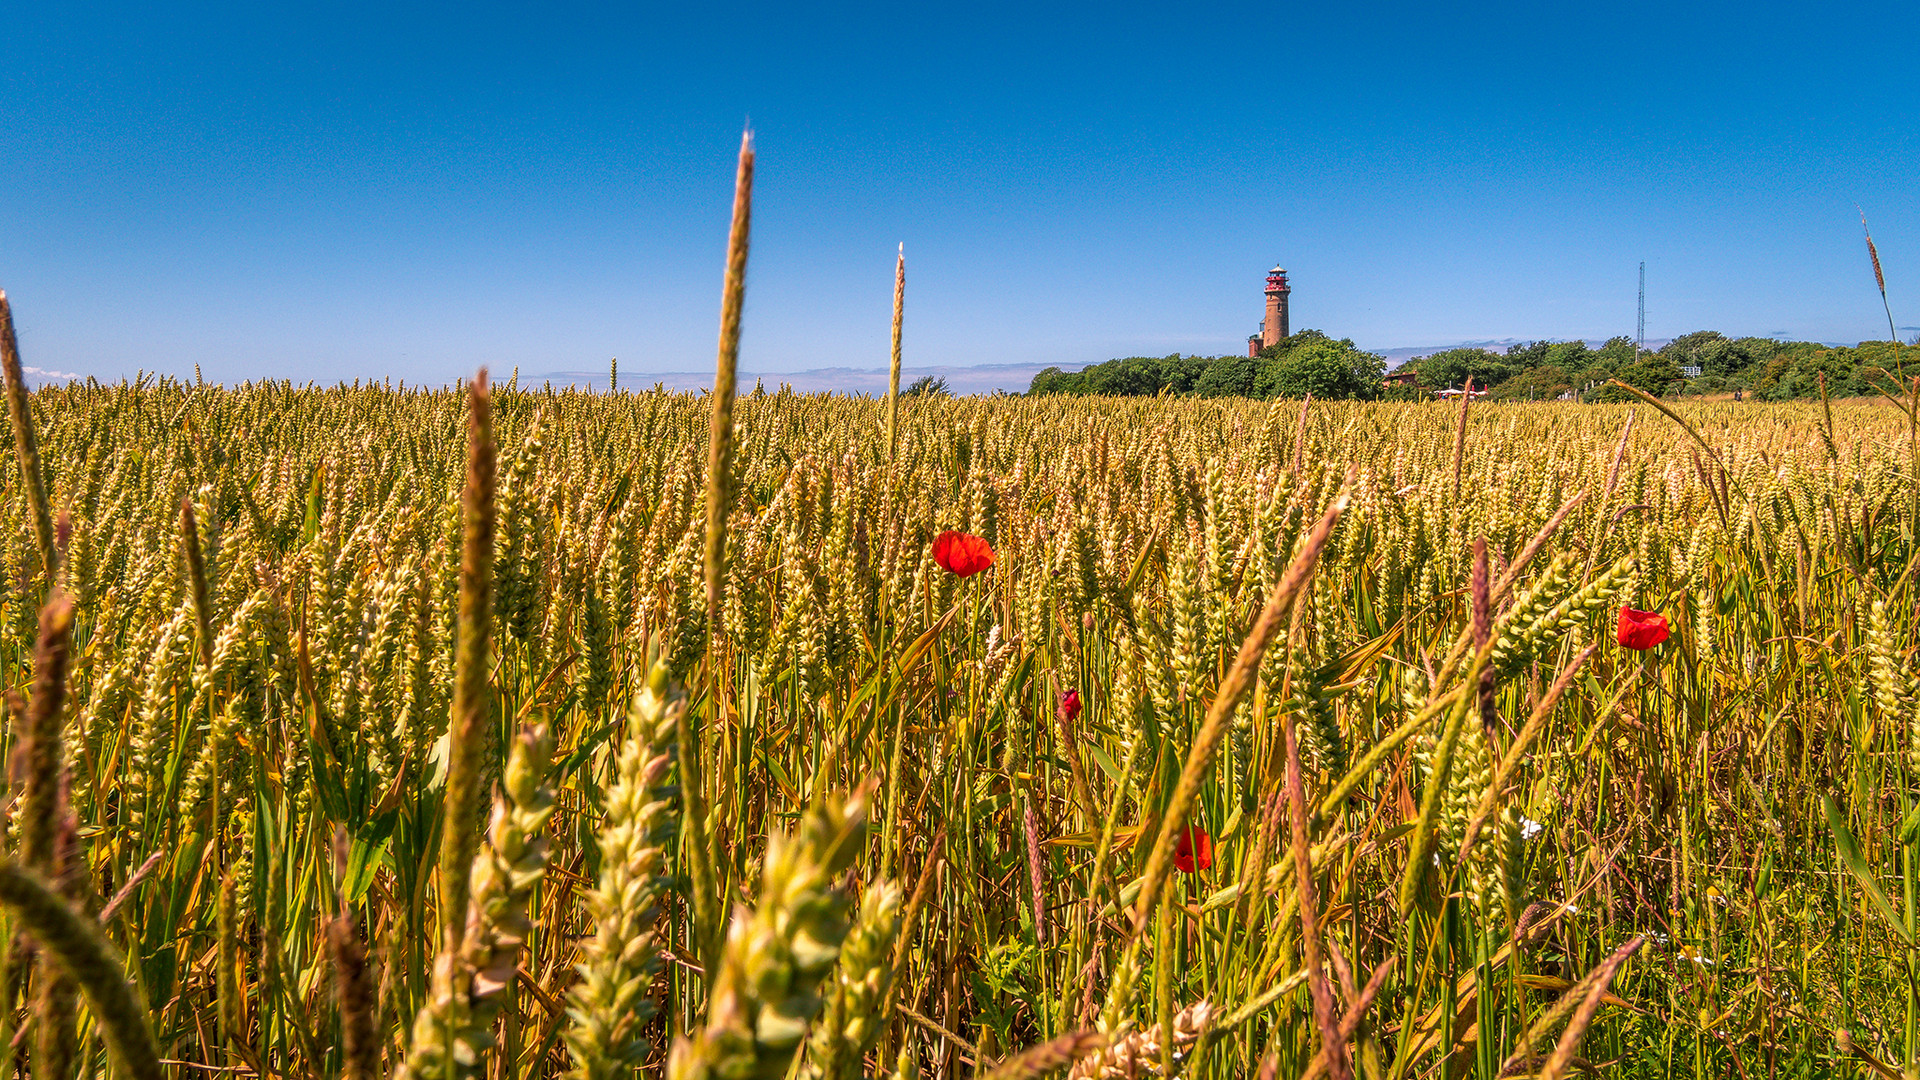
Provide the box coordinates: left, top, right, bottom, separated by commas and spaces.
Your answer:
1247, 266, 1291, 357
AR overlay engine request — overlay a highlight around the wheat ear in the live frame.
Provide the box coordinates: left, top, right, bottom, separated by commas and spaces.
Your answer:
669, 787, 872, 1080
564, 663, 683, 1079
801, 878, 904, 1080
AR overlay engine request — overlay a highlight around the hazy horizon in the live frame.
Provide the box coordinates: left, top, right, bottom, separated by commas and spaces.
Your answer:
23, 329, 1913, 396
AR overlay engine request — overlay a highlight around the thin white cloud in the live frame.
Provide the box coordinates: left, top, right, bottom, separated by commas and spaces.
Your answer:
22, 366, 81, 380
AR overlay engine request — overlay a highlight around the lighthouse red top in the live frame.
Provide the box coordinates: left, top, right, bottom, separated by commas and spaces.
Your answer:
1266, 267, 1290, 294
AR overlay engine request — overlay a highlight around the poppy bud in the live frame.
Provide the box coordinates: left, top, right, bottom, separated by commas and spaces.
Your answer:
1059, 688, 1082, 723
1616, 605, 1670, 650
1173, 825, 1213, 874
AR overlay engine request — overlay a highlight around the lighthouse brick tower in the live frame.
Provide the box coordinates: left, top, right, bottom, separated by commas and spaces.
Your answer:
1247, 266, 1290, 357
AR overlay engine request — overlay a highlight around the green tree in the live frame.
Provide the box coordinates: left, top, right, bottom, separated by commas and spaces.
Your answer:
1195, 355, 1260, 397
1503, 340, 1552, 368
1596, 336, 1639, 367
1544, 340, 1594, 373
1487, 365, 1573, 401
1586, 352, 1681, 401
1027, 367, 1083, 395
1723, 337, 1784, 379
1069, 354, 1212, 396
1661, 331, 1728, 367
1408, 348, 1520, 391
1254, 338, 1384, 400
1255, 329, 1334, 356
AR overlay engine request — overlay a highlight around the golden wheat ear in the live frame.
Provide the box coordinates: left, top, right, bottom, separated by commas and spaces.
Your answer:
670, 786, 872, 1080
565, 662, 683, 1080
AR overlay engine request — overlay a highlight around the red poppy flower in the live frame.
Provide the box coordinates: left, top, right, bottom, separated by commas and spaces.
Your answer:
1173, 825, 1213, 874
932, 530, 995, 578
1616, 605, 1670, 650
1059, 688, 1082, 723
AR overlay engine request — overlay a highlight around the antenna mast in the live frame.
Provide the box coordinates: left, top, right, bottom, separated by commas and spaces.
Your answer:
1637, 262, 1646, 352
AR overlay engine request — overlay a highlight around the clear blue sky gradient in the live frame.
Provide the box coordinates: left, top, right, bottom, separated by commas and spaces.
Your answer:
3, 1, 1916, 385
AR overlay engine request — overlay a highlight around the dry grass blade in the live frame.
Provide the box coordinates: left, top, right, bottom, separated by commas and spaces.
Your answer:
1836, 1029, 1902, 1080
687, 127, 753, 970
217, 870, 242, 1048
1289, 394, 1312, 479
1818, 372, 1839, 460
1226, 790, 1281, 936
897, 1003, 977, 1060
1451, 376, 1473, 500
397, 369, 500, 1080
976, 1031, 1108, 1080
884, 829, 945, 1018
1471, 538, 1494, 731
1316, 680, 1469, 821
1602, 411, 1634, 500
1023, 797, 1047, 945
1300, 958, 1395, 1080
1604, 380, 1721, 468
1859, 204, 1899, 344
1492, 491, 1586, 605
1500, 935, 1644, 1078
181, 498, 214, 668
99, 852, 164, 925
18, 591, 80, 1078
1536, 936, 1645, 1080
705, 126, 753, 623
1216, 969, 1309, 1031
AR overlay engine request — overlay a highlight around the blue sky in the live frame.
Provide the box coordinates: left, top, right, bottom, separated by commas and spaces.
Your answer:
2, 1, 1916, 385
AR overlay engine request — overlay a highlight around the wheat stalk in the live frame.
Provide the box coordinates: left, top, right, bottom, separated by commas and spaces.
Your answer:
0, 863, 163, 1080
887, 243, 905, 464
1860, 204, 1900, 345
0, 290, 56, 588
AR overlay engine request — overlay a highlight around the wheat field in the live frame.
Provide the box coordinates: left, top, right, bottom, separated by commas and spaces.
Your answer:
0, 348, 1914, 1079
0, 134, 1915, 1080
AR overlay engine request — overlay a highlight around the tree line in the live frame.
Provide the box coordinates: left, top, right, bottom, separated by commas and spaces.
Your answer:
1028, 330, 1385, 399
1029, 329, 1920, 401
